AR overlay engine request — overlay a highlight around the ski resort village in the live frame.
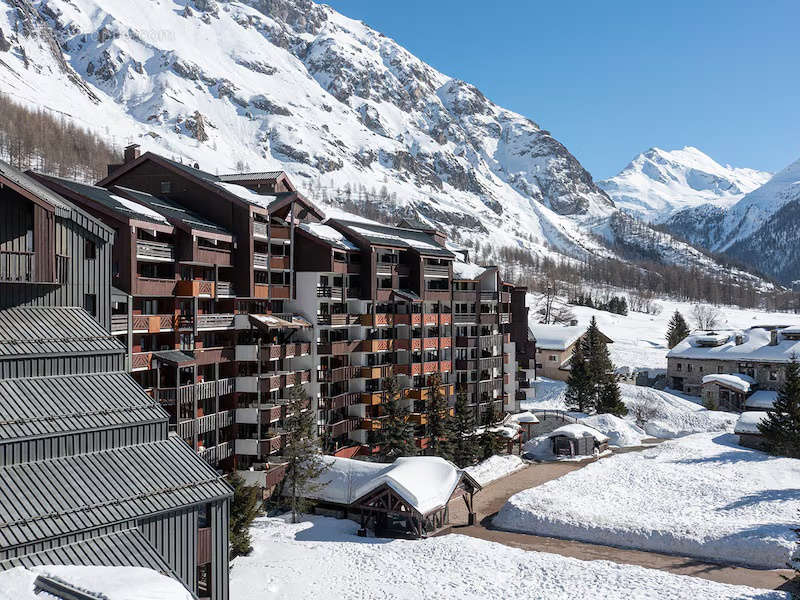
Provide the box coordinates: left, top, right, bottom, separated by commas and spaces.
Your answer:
0, 0, 798, 599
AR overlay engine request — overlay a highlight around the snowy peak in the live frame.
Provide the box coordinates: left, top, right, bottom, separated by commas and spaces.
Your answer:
599, 146, 770, 222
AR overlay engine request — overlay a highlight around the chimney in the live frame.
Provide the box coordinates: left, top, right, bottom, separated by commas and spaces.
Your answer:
735, 334, 744, 346
570, 319, 578, 327
769, 330, 779, 346
123, 144, 141, 163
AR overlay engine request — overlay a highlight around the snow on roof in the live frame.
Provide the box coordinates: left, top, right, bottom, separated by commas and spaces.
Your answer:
452, 261, 486, 280
701, 373, 755, 393
529, 325, 585, 350
668, 327, 800, 363
509, 411, 540, 424
0, 565, 193, 600
112, 194, 170, 224
306, 456, 467, 514
734, 411, 768, 435
783, 326, 800, 335
299, 222, 358, 250
745, 390, 778, 410
548, 424, 609, 443
214, 181, 275, 209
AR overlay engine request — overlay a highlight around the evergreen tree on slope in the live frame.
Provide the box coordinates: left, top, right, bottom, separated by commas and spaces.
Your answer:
448, 386, 480, 468
758, 356, 800, 458
565, 334, 594, 413
666, 311, 691, 349
425, 373, 451, 459
376, 375, 417, 461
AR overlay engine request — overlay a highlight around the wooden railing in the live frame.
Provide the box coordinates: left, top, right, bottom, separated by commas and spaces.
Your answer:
136, 240, 174, 261
253, 221, 268, 238
326, 418, 359, 437
215, 281, 235, 297
253, 252, 269, 269
319, 392, 361, 410
110, 314, 128, 332
0, 250, 33, 282
197, 527, 212, 565
55, 254, 69, 283
196, 313, 235, 329
135, 277, 176, 296
196, 246, 231, 266
423, 264, 450, 277
131, 352, 152, 370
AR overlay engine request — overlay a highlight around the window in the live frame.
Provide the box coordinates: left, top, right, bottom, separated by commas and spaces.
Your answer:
160, 181, 172, 194
84, 294, 97, 316
535, 363, 543, 369
676, 363, 682, 371
687, 364, 693, 373
85, 239, 96, 259
769, 369, 778, 381
378, 277, 392, 289
549, 355, 558, 362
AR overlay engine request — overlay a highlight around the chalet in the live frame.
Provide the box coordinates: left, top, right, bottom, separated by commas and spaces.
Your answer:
300, 456, 481, 538
667, 326, 800, 399
529, 323, 614, 381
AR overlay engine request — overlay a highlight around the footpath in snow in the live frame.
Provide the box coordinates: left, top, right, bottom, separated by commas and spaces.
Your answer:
229, 515, 789, 599
494, 433, 800, 569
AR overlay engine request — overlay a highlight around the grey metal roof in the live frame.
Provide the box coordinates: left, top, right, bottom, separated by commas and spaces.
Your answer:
33, 174, 168, 227
0, 160, 71, 214
158, 155, 221, 182
0, 437, 232, 548
332, 219, 454, 258
0, 372, 167, 442
0, 528, 173, 575
152, 350, 195, 366
114, 186, 232, 236
218, 171, 283, 182
0, 307, 124, 358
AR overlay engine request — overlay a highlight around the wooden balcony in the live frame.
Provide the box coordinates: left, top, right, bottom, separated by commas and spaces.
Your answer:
194, 346, 235, 366
136, 240, 174, 262
406, 384, 454, 401
253, 221, 268, 239
0, 250, 33, 282
360, 365, 393, 379
264, 464, 287, 489
479, 291, 497, 300
393, 313, 422, 326
110, 314, 127, 333
131, 352, 152, 371
316, 285, 344, 300
479, 313, 498, 325
360, 417, 385, 431
423, 264, 450, 277
254, 252, 269, 270
135, 276, 176, 296
216, 281, 235, 297
272, 285, 290, 299
358, 313, 394, 327
357, 338, 395, 353
408, 408, 453, 425
270, 255, 290, 270
260, 434, 286, 456
500, 312, 511, 324
198, 441, 232, 465
455, 336, 478, 348
326, 418, 359, 438
320, 392, 361, 410
130, 314, 174, 332
317, 340, 361, 355
175, 279, 215, 297
196, 313, 235, 330
453, 290, 476, 302
424, 290, 451, 302
318, 313, 359, 326
361, 391, 385, 405
195, 246, 232, 266
318, 365, 361, 383
500, 291, 511, 303
271, 225, 290, 239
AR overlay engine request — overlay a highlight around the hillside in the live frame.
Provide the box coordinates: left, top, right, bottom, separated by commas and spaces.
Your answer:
0, 0, 764, 288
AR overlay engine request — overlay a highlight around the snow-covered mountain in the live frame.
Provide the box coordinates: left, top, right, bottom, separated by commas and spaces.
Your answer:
664, 157, 800, 283
598, 146, 771, 223
0, 0, 753, 280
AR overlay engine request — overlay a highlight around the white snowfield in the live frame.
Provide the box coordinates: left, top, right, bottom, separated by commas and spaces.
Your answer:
229, 515, 789, 600
464, 454, 526, 487
580, 414, 647, 447
494, 433, 800, 569
0, 565, 192, 600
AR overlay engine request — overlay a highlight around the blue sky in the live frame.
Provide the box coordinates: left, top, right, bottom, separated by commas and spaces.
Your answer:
325, 0, 799, 179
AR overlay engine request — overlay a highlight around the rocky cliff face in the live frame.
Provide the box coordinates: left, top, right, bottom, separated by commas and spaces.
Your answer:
0, 0, 744, 278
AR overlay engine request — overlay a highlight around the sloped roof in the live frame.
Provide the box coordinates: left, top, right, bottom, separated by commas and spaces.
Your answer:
0, 437, 231, 549
0, 307, 124, 358
734, 411, 768, 435
745, 390, 778, 410
528, 325, 585, 351
0, 160, 71, 214
701, 373, 755, 393
298, 222, 358, 251
0, 528, 172, 574
218, 171, 284, 182
0, 372, 167, 442
305, 456, 476, 515
332, 219, 454, 258
668, 327, 800, 363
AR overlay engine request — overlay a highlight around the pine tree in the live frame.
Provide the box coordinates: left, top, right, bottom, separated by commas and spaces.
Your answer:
448, 387, 480, 468
666, 311, 691, 349
565, 339, 594, 413
477, 397, 505, 460
583, 317, 614, 386
758, 356, 800, 458
424, 373, 450, 459
282, 385, 329, 523
595, 376, 628, 417
376, 375, 417, 461
227, 472, 262, 559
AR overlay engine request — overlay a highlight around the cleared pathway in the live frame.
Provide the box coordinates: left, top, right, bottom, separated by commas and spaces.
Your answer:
448, 452, 797, 593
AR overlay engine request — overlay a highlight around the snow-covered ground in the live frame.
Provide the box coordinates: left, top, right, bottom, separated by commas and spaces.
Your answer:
528, 293, 800, 371
494, 433, 800, 569
464, 454, 526, 486
229, 515, 789, 599
580, 414, 647, 447
0, 565, 192, 600
522, 380, 736, 441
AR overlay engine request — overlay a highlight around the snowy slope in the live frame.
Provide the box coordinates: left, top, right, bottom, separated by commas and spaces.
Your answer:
229, 515, 789, 599
599, 146, 770, 223
494, 432, 800, 569
0, 0, 747, 278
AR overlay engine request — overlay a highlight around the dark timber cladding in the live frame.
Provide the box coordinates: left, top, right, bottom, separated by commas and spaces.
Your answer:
0, 160, 115, 326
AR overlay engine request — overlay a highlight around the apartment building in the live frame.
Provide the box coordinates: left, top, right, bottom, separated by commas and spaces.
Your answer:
667, 326, 800, 410
31, 146, 532, 461
0, 160, 231, 600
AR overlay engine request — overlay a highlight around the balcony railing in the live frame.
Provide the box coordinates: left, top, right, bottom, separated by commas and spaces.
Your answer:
479, 291, 498, 300
360, 365, 393, 379
318, 365, 361, 383
196, 246, 232, 267
326, 418, 359, 438
156, 378, 235, 404
135, 277, 176, 296
316, 285, 344, 300
197, 527, 212, 566
131, 352, 152, 370
110, 314, 127, 333
318, 313, 359, 326
423, 264, 450, 277
319, 392, 361, 410
175, 279, 215, 297
136, 240, 174, 261
196, 313, 235, 329
253, 221, 268, 239
317, 340, 360, 355
198, 441, 232, 465
216, 281, 235, 297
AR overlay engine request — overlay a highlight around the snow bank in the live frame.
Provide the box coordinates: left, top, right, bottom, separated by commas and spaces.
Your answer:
229, 515, 788, 599
0, 565, 191, 600
464, 454, 526, 486
495, 433, 800, 569
523, 424, 608, 460
580, 414, 646, 447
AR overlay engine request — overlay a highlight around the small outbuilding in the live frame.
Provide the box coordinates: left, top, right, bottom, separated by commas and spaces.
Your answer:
744, 390, 778, 412
735, 411, 769, 450
523, 424, 609, 460
701, 373, 756, 411
299, 456, 481, 539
